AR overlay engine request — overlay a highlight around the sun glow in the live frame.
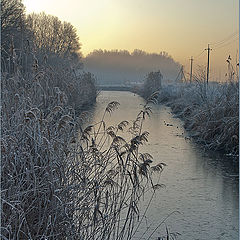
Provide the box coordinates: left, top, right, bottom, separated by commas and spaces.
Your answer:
23, 0, 46, 13
22, 0, 238, 76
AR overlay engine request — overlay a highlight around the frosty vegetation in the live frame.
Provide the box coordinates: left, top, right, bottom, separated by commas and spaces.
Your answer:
139, 71, 163, 99
140, 65, 239, 156
2, 1, 237, 239
1, 1, 166, 239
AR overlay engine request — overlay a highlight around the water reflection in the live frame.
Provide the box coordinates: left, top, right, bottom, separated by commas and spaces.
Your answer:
89, 91, 238, 240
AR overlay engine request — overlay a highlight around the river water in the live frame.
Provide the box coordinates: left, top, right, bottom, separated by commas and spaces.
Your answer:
88, 91, 239, 240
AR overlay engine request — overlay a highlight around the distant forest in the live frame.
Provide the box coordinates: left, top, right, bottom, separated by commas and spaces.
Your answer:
83, 49, 181, 86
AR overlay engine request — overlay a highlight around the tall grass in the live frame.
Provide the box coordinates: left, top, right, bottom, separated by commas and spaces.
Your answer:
1, 49, 165, 239
138, 64, 239, 156
157, 80, 239, 156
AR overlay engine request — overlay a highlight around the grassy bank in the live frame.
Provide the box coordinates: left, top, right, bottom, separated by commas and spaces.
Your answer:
1, 60, 94, 237
1, 55, 164, 239
1, 2, 167, 238
139, 80, 239, 156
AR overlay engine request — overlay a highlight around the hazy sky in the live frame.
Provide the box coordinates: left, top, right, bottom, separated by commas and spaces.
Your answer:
23, 0, 239, 80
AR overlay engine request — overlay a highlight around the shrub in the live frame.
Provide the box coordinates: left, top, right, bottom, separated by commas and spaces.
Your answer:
141, 71, 163, 99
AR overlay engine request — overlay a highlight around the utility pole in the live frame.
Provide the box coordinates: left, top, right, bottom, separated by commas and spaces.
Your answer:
190, 56, 193, 83
175, 65, 186, 83
205, 44, 212, 85
180, 65, 187, 82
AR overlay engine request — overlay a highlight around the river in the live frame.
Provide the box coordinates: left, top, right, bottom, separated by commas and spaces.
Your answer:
88, 91, 239, 240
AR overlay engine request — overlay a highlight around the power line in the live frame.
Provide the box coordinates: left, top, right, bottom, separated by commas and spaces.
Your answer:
211, 31, 239, 47
187, 32, 239, 84
213, 34, 239, 49
213, 35, 239, 50
212, 33, 237, 46
194, 50, 205, 59
192, 33, 238, 63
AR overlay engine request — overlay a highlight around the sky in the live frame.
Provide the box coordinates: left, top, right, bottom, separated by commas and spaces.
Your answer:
23, 0, 239, 81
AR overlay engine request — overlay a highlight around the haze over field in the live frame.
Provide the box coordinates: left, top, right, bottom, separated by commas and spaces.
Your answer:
23, 0, 239, 81
83, 49, 181, 85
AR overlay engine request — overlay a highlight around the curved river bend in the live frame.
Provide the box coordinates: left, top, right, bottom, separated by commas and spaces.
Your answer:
88, 91, 238, 240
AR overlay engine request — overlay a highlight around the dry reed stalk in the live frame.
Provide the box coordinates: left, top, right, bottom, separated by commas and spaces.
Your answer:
1, 50, 164, 239
155, 80, 238, 155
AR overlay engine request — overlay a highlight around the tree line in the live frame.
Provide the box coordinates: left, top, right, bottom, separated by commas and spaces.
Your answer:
83, 49, 181, 86
1, 0, 96, 111
2, 0, 81, 72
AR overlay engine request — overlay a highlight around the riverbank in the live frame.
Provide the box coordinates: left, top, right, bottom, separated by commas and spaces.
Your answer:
1, 61, 97, 238
3, 3, 152, 238
1, 59, 159, 239
90, 91, 239, 240
137, 81, 239, 157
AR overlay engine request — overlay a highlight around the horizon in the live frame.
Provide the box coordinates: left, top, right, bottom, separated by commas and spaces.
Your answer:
23, 0, 239, 81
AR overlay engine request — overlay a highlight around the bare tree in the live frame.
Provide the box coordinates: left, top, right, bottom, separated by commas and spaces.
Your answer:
26, 12, 81, 57
1, 0, 25, 46
1, 0, 31, 73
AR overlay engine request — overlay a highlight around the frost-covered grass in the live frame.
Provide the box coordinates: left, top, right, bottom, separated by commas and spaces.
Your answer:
157, 81, 239, 155
1, 56, 165, 239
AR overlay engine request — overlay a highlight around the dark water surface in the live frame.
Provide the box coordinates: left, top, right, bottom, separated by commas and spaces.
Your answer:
89, 91, 239, 240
